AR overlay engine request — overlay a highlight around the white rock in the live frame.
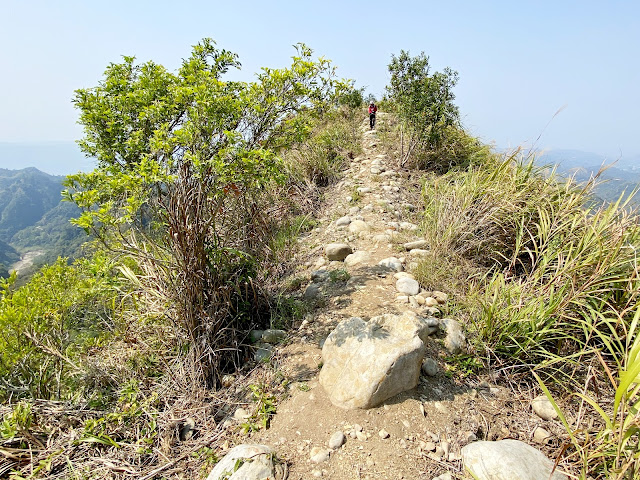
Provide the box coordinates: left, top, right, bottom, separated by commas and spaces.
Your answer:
409, 248, 430, 256
206, 444, 273, 480
422, 358, 439, 376
440, 318, 466, 354
533, 426, 552, 445
424, 297, 439, 307
396, 277, 420, 296
378, 257, 404, 272
356, 187, 372, 194
404, 239, 429, 250
394, 272, 415, 280
328, 431, 345, 449
399, 222, 419, 231
335, 215, 351, 226
378, 429, 390, 439
348, 220, 370, 234
310, 447, 331, 463
373, 234, 392, 244
462, 439, 568, 480
344, 251, 371, 267
396, 295, 409, 303
433, 473, 453, 480
531, 395, 559, 421
432, 291, 448, 304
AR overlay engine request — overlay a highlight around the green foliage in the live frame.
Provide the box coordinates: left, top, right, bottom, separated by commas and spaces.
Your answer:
0, 401, 33, 440
269, 214, 318, 264
329, 269, 350, 283
0, 256, 119, 400
240, 383, 277, 433
64, 39, 347, 385
335, 83, 364, 109
387, 50, 460, 167
444, 354, 483, 378
269, 295, 309, 330
421, 153, 569, 266
80, 380, 158, 452
421, 149, 640, 376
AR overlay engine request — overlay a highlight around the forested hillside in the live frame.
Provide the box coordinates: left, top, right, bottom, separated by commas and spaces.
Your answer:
0, 167, 84, 277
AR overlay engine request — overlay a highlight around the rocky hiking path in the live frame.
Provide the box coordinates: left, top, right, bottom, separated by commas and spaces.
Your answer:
210, 115, 569, 480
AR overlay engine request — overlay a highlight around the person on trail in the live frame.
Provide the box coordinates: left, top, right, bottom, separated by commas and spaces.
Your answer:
368, 101, 378, 129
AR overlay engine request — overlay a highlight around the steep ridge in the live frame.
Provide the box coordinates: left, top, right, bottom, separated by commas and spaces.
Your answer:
221, 114, 569, 479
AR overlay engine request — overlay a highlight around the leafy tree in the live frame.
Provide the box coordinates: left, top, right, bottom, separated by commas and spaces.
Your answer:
64, 39, 345, 385
387, 50, 460, 166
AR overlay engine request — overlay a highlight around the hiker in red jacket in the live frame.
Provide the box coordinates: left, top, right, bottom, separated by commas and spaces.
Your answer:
368, 101, 378, 129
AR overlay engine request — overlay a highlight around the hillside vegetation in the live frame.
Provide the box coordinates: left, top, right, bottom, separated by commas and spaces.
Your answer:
1, 42, 639, 479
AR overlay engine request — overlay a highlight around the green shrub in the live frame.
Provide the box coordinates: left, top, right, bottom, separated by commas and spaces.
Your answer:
386, 50, 460, 167
0, 256, 119, 401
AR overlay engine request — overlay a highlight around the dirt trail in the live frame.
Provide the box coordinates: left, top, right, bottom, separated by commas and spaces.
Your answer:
244, 115, 560, 479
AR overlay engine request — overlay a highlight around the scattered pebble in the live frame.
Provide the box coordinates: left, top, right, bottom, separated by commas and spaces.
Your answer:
325, 243, 353, 261
378, 429, 390, 439
335, 215, 351, 226
233, 408, 250, 420
404, 239, 429, 250
533, 426, 552, 445
310, 447, 331, 463
422, 358, 439, 376
328, 431, 345, 449
424, 297, 439, 307
532, 395, 559, 421
304, 283, 321, 299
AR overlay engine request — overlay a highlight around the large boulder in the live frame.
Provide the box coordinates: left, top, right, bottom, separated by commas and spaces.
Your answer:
319, 312, 435, 409
461, 440, 568, 480
206, 444, 274, 480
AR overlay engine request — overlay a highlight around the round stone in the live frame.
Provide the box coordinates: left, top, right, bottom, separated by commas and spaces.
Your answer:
396, 277, 420, 296
422, 358, 439, 376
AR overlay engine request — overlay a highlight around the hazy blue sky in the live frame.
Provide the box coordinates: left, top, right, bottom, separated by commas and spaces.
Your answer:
2, 0, 639, 161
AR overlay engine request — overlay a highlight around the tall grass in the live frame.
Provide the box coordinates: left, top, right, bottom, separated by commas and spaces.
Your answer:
538, 305, 640, 478
420, 151, 640, 372
283, 106, 362, 187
